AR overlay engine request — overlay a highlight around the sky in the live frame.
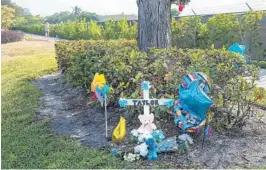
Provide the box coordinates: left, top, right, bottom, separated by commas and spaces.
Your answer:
12, 0, 266, 16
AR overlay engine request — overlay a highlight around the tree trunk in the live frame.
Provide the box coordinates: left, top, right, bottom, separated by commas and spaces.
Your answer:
137, 0, 172, 52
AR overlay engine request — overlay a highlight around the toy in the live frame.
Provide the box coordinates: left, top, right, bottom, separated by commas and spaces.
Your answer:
90, 73, 110, 138
91, 73, 106, 92
156, 136, 179, 153
137, 113, 157, 134
91, 73, 110, 106
112, 116, 126, 143
145, 138, 158, 160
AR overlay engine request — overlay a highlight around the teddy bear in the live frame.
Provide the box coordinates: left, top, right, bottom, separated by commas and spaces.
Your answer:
145, 138, 158, 160
137, 113, 157, 135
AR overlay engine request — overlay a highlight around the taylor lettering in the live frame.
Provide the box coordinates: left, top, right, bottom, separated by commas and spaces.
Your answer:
132, 100, 159, 106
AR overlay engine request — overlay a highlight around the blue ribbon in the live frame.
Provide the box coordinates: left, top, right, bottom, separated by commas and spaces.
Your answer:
164, 99, 174, 108
141, 81, 150, 91
119, 99, 128, 108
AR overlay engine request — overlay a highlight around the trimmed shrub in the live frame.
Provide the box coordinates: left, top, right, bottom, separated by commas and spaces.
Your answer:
55, 40, 137, 73
1, 30, 24, 44
55, 40, 262, 128
252, 60, 266, 69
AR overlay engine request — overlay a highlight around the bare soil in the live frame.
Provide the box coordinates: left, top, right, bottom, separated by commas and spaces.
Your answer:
32, 72, 266, 168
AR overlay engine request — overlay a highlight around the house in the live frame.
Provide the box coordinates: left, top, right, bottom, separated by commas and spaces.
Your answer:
97, 14, 138, 25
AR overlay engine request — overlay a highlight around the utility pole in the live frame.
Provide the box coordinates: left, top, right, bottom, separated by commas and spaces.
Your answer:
246, 2, 252, 11
191, 9, 197, 16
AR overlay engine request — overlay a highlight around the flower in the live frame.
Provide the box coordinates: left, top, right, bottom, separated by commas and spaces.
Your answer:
123, 153, 140, 162
131, 129, 139, 137
138, 134, 145, 143
257, 13, 263, 20
111, 147, 120, 156
257, 95, 263, 100
138, 132, 152, 142
134, 143, 148, 157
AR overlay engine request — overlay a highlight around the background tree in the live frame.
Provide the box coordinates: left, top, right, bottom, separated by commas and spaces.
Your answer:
137, 0, 190, 52
79, 11, 99, 22
1, 6, 15, 29
9, 3, 30, 17
117, 17, 130, 39
1, 1, 36, 28
45, 11, 74, 23
45, 11, 99, 24
13, 16, 28, 27
88, 20, 102, 39
24, 15, 44, 25
1, 0, 11, 5
73, 6, 82, 17
102, 19, 117, 39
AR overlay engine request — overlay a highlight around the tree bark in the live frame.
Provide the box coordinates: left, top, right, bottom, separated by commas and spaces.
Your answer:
137, 0, 172, 52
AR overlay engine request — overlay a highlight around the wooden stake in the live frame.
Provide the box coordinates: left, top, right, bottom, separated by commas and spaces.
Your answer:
105, 95, 108, 138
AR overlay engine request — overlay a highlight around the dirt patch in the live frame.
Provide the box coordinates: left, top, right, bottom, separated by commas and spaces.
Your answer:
32, 72, 266, 168
32, 73, 119, 147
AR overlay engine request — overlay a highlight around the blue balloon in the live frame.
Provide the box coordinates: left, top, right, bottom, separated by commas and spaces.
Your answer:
174, 72, 213, 132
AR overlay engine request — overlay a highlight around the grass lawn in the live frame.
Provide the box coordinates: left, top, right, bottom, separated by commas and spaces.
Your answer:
1, 40, 125, 168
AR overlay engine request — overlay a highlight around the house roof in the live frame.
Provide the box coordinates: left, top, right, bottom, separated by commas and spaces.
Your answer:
98, 14, 138, 22
177, 1, 266, 17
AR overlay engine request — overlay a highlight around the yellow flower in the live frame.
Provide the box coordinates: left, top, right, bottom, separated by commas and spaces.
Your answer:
164, 72, 173, 82
257, 13, 263, 20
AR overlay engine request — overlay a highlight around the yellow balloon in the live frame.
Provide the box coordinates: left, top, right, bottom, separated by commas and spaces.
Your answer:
112, 116, 126, 143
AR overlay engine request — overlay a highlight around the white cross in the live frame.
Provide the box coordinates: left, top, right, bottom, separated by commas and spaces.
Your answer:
119, 81, 174, 115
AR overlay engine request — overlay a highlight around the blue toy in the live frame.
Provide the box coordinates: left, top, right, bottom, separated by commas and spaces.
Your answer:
156, 137, 178, 153
145, 138, 158, 160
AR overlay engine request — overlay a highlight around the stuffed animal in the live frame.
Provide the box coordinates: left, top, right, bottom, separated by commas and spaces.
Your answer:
137, 113, 157, 134
145, 138, 158, 160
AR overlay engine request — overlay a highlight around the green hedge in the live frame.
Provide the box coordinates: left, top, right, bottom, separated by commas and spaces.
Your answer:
18, 11, 266, 60
17, 19, 137, 40
17, 12, 264, 46
252, 60, 266, 69
55, 40, 263, 128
